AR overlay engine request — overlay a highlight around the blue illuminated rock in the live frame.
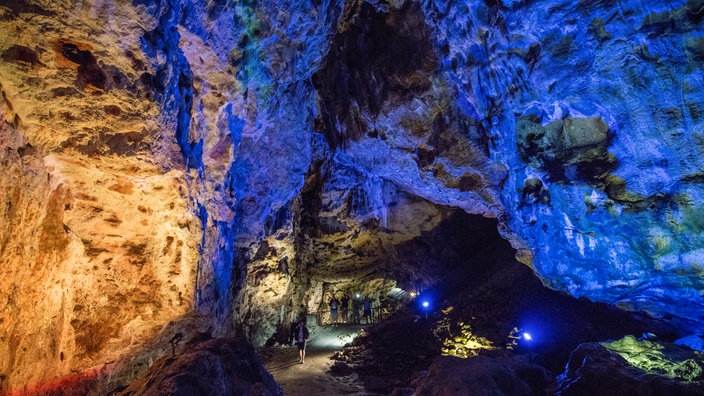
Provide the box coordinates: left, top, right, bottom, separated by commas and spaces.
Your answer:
305, 0, 704, 335
326, 0, 704, 334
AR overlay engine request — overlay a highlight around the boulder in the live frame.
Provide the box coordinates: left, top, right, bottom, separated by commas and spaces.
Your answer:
551, 338, 704, 395
116, 337, 282, 396
413, 355, 532, 396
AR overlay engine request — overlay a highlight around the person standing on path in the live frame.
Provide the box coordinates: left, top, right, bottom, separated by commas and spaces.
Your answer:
340, 293, 350, 324
352, 295, 361, 324
363, 296, 373, 324
295, 320, 309, 363
329, 295, 340, 325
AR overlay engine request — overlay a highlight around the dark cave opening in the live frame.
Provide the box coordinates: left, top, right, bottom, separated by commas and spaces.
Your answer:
391, 210, 509, 297
384, 208, 677, 346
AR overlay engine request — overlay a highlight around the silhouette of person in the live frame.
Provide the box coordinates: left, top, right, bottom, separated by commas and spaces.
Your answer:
169, 333, 183, 356
352, 295, 361, 324
340, 293, 350, 323
363, 296, 373, 324
329, 295, 340, 325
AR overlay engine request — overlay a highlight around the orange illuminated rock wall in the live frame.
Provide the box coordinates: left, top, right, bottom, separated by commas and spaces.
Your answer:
0, 2, 203, 393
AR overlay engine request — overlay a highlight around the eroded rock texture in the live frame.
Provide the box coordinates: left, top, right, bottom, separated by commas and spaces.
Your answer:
0, 1, 203, 393
1, 0, 704, 393
551, 338, 704, 395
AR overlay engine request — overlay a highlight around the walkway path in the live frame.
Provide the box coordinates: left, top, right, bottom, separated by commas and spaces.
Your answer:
259, 324, 369, 395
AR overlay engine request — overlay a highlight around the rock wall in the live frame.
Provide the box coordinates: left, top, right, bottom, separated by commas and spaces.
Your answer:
0, 1, 203, 393
1, 0, 704, 393
430, 0, 704, 330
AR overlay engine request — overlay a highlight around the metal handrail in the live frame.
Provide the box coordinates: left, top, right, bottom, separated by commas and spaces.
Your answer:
316, 305, 386, 325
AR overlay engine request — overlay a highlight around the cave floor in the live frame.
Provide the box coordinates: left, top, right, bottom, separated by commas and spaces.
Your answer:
259, 324, 370, 395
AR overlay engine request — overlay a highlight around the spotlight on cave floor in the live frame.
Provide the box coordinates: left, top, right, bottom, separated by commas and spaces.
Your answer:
313, 328, 360, 350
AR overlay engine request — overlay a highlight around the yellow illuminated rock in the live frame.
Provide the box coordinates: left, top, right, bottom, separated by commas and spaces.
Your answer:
0, 2, 202, 392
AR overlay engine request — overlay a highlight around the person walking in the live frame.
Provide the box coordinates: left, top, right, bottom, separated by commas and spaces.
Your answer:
295, 320, 309, 363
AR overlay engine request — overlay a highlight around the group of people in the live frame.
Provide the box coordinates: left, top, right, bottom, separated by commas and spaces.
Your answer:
328, 293, 374, 325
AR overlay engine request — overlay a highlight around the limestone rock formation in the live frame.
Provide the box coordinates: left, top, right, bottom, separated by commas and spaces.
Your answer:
551, 337, 704, 395
1, 0, 704, 393
0, 1, 203, 393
